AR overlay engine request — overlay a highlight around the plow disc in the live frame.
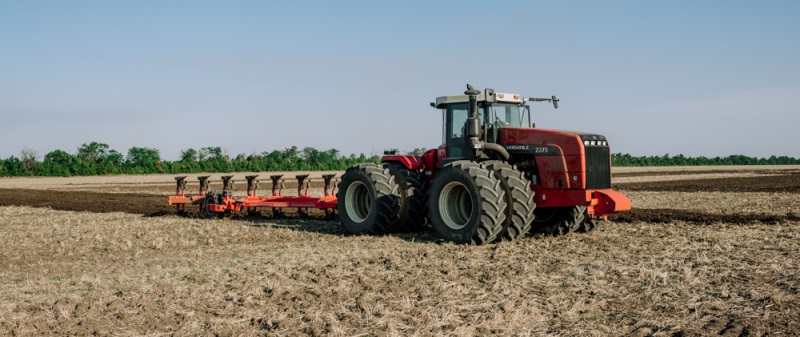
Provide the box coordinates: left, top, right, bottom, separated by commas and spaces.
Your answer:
168, 174, 339, 219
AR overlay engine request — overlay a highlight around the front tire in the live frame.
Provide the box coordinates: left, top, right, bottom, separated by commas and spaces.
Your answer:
578, 213, 605, 232
530, 206, 585, 236
428, 161, 506, 245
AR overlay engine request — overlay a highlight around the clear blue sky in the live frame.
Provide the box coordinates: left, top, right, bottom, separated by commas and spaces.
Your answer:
2, 1, 798, 160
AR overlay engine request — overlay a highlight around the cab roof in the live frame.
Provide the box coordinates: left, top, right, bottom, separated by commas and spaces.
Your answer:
433, 92, 525, 109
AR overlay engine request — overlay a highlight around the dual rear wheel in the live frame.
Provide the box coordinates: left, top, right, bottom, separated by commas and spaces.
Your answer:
427, 161, 539, 244
337, 163, 426, 235
427, 161, 506, 245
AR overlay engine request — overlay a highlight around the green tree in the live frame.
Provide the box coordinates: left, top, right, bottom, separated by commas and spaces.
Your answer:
77, 142, 110, 162
2, 156, 30, 176
180, 148, 198, 162
43, 150, 75, 176
282, 146, 299, 170
126, 147, 162, 173
107, 150, 124, 166
199, 147, 224, 162
301, 147, 320, 169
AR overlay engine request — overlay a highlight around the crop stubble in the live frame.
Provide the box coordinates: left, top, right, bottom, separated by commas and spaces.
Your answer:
0, 166, 799, 335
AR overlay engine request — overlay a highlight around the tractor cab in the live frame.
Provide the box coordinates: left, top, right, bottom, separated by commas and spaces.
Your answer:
431, 88, 557, 161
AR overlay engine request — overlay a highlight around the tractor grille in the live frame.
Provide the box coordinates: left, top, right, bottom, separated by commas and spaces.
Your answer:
585, 146, 611, 189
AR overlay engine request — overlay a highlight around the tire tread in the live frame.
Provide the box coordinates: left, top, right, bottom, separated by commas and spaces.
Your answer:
482, 161, 536, 241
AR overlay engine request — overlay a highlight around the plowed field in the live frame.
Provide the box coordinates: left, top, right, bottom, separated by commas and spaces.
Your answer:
1, 166, 799, 335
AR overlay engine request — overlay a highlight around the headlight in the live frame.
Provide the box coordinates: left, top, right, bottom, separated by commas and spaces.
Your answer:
583, 140, 608, 147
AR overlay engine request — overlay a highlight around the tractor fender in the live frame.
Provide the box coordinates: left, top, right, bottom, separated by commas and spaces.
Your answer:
380, 155, 424, 170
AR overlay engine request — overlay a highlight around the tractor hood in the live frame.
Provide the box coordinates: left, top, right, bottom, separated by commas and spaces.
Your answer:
497, 127, 612, 191
498, 127, 607, 156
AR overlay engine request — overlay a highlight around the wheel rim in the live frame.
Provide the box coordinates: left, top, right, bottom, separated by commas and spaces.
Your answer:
438, 181, 473, 230
345, 181, 371, 223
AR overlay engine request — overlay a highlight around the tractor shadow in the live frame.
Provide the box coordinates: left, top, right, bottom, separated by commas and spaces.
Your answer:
243, 215, 442, 244
155, 209, 442, 244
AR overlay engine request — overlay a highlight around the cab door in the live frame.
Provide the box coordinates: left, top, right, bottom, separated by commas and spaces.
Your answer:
444, 103, 471, 160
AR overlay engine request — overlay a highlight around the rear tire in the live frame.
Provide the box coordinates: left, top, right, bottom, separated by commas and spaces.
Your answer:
530, 206, 585, 236
481, 161, 535, 241
337, 164, 400, 235
386, 164, 427, 232
428, 161, 506, 245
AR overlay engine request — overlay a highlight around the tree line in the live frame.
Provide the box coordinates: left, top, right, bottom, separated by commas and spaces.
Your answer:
1, 142, 380, 177
1, 142, 798, 177
611, 153, 800, 166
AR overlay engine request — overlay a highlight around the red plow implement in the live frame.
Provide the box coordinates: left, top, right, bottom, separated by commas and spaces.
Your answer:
168, 174, 339, 219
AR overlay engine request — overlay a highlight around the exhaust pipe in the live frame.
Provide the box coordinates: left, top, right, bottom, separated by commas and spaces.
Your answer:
465, 84, 510, 161
465, 84, 481, 149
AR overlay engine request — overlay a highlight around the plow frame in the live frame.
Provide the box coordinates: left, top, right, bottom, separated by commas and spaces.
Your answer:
168, 174, 340, 218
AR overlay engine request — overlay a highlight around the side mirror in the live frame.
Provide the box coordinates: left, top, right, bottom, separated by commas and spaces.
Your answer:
552, 96, 559, 109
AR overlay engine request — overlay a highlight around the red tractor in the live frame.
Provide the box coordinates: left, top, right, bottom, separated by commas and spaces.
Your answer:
337, 84, 631, 245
